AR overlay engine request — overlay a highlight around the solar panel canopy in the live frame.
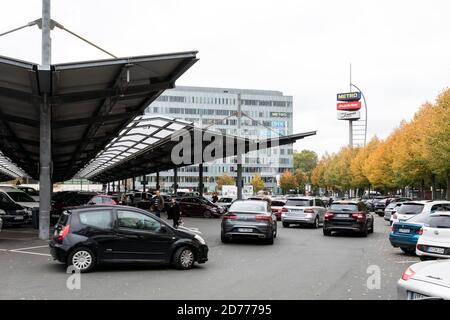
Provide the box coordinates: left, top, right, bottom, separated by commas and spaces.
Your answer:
0, 52, 198, 182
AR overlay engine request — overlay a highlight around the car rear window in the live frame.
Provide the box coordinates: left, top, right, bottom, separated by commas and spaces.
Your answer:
330, 203, 358, 211
229, 201, 266, 213
407, 213, 430, 224
271, 201, 286, 207
78, 210, 113, 230
58, 211, 71, 226
428, 215, 450, 228
397, 203, 424, 215
286, 199, 311, 207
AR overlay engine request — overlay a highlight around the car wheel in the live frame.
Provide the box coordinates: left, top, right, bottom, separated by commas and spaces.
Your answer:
266, 234, 274, 245
323, 229, 332, 236
203, 210, 212, 218
282, 222, 290, 228
313, 216, 319, 229
361, 227, 369, 237
419, 256, 435, 261
221, 232, 229, 243
68, 247, 96, 273
400, 247, 415, 254
173, 246, 195, 270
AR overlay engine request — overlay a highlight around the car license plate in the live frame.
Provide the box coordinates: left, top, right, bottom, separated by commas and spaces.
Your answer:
238, 228, 253, 233
427, 247, 445, 254
407, 291, 429, 300
14, 216, 24, 220
399, 228, 410, 234
336, 214, 348, 218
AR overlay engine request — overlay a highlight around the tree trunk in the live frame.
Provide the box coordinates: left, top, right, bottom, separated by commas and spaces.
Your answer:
431, 174, 436, 200
421, 179, 425, 200
447, 173, 450, 201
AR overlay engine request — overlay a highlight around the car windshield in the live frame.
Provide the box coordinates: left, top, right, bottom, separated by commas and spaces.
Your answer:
330, 203, 358, 211
397, 203, 424, 215
428, 215, 450, 228
7, 192, 35, 202
218, 198, 232, 203
229, 201, 266, 213
286, 199, 310, 207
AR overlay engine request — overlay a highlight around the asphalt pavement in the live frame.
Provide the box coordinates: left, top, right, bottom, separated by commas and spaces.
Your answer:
0, 214, 419, 299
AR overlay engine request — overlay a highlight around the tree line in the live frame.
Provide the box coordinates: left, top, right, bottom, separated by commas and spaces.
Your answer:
309, 88, 449, 199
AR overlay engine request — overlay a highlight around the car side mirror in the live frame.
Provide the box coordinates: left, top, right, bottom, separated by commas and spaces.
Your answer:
88, 202, 95, 205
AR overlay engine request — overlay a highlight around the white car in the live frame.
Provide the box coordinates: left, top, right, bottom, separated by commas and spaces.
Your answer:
391, 200, 450, 225
0, 186, 39, 220
398, 259, 450, 300
416, 212, 450, 260
281, 197, 327, 228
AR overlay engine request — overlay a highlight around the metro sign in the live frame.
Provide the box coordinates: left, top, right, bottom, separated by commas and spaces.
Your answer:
337, 101, 361, 111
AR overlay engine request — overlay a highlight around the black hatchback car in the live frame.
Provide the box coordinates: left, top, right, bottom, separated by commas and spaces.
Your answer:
49, 205, 208, 272
0, 192, 28, 226
323, 201, 374, 237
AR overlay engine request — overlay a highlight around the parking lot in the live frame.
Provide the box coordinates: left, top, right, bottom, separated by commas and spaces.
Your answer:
0, 214, 418, 300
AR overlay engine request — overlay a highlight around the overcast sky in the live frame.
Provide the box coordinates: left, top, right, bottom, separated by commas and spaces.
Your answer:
1, 0, 449, 157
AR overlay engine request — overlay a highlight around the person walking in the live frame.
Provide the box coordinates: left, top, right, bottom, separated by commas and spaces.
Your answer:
212, 192, 219, 203
167, 198, 181, 228
152, 190, 165, 218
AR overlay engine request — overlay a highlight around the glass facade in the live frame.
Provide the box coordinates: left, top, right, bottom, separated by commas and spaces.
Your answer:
141, 86, 294, 193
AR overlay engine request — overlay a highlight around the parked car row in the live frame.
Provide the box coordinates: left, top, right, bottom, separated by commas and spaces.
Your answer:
0, 186, 40, 226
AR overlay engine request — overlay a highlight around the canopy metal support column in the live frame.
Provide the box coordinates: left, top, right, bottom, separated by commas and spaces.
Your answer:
132, 177, 135, 191
156, 171, 160, 190
38, 0, 52, 240
198, 164, 204, 197
236, 163, 243, 200
173, 168, 178, 195
142, 175, 146, 193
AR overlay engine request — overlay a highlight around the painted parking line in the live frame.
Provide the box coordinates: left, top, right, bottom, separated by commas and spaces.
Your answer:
10, 245, 48, 251
8, 250, 51, 257
0, 249, 7, 252
395, 260, 419, 264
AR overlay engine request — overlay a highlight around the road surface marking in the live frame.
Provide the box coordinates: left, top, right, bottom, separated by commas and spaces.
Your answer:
8, 250, 51, 257
10, 245, 48, 251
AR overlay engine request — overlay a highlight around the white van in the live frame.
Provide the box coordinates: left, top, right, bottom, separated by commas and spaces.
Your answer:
0, 186, 39, 219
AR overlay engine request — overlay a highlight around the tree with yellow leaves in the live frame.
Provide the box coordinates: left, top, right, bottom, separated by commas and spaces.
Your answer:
279, 170, 297, 194
251, 175, 265, 193
350, 136, 380, 191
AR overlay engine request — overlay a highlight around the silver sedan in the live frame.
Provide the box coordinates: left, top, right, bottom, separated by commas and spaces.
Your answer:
398, 259, 450, 300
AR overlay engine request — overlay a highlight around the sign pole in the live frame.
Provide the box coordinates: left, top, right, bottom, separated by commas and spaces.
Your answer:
349, 63, 353, 147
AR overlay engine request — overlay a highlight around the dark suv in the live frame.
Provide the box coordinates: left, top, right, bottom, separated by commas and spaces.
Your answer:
177, 197, 223, 218
49, 205, 208, 272
323, 201, 374, 237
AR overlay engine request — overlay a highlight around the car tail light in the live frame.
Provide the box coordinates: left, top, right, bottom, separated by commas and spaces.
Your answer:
401, 267, 416, 281
392, 213, 398, 220
282, 208, 288, 213
352, 213, 365, 220
304, 208, 314, 214
223, 213, 237, 220
256, 215, 272, 221
57, 224, 70, 241
416, 228, 423, 235
324, 211, 334, 219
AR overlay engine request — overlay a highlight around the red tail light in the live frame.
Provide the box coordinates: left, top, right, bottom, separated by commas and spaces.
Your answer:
256, 215, 272, 221
304, 208, 314, 214
416, 228, 423, 235
223, 214, 237, 220
401, 267, 416, 281
282, 208, 288, 213
392, 213, 398, 220
57, 224, 70, 241
352, 213, 365, 220
324, 211, 334, 219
